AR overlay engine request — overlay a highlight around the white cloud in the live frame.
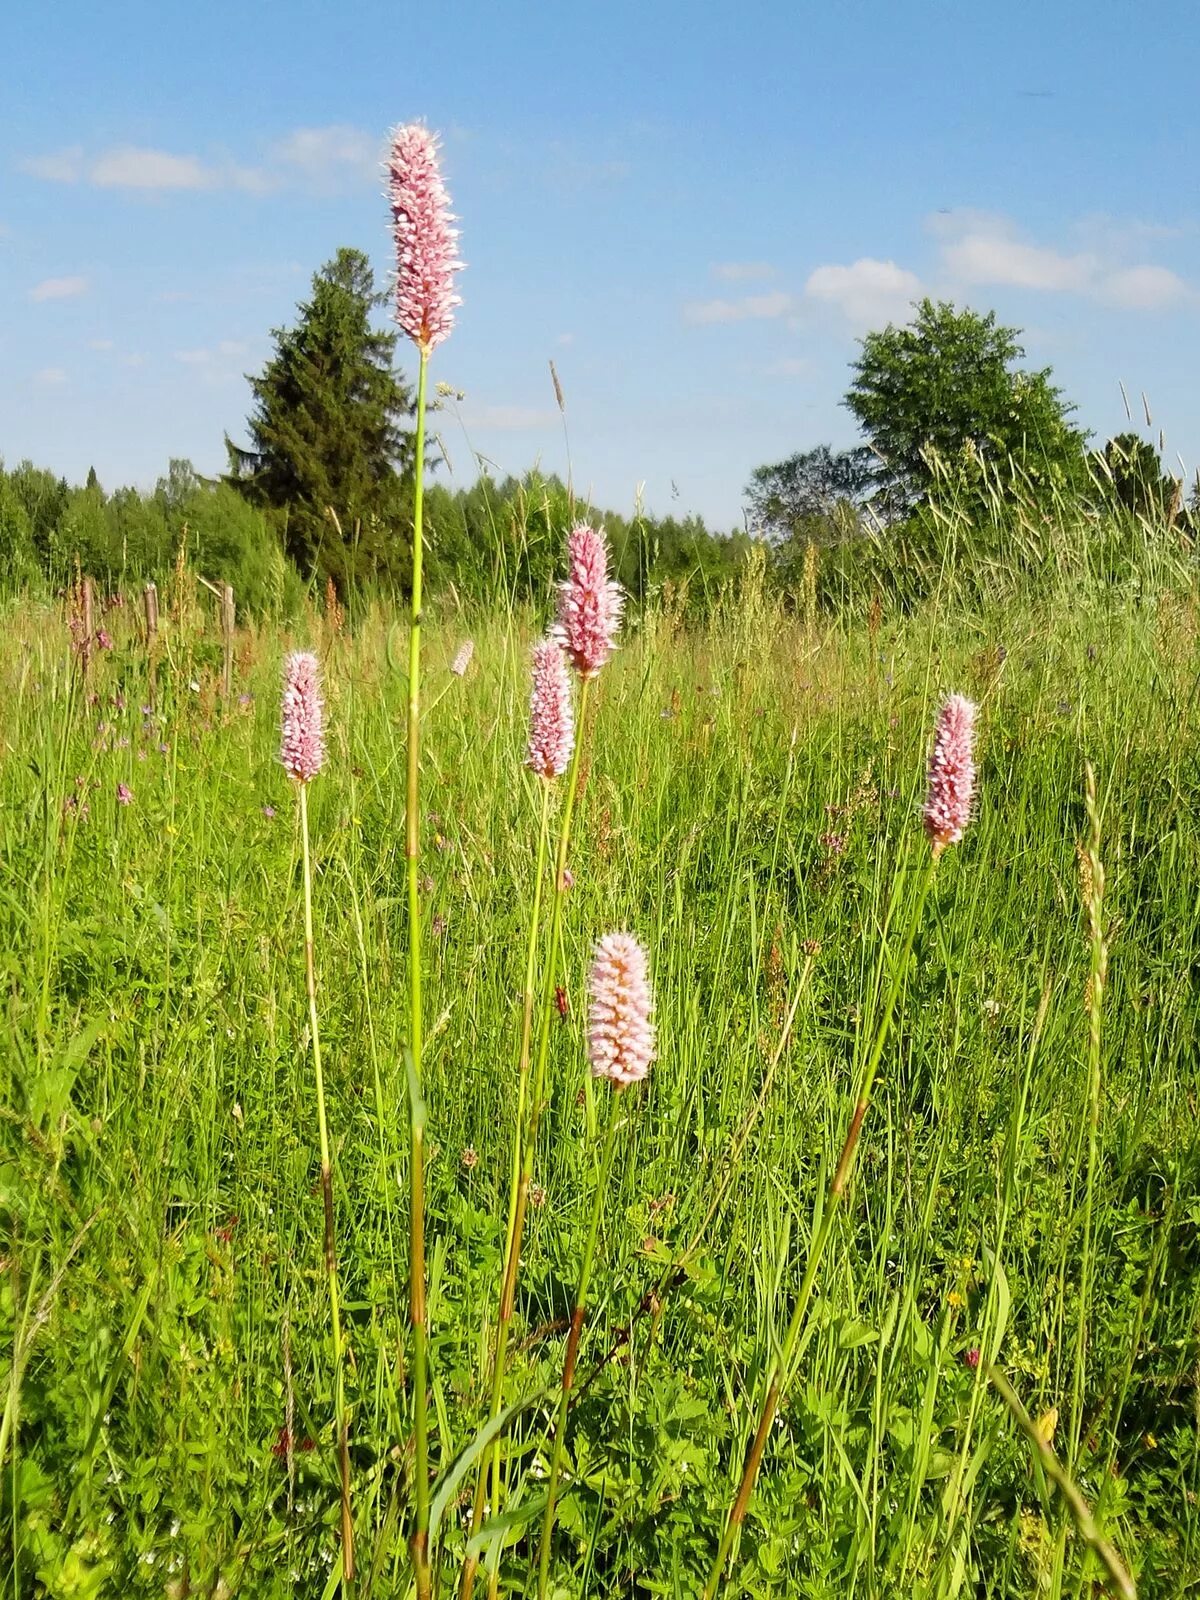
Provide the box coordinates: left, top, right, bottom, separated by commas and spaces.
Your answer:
29, 274, 89, 302
91, 146, 218, 190
18, 126, 377, 196
942, 228, 1094, 292
88, 338, 115, 351
271, 125, 379, 190
1100, 264, 1189, 309
684, 290, 795, 325
804, 258, 922, 324
712, 261, 776, 282
935, 210, 1191, 309
19, 146, 84, 182
34, 366, 68, 388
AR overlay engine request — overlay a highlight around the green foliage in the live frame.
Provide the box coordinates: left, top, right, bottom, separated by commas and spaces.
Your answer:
225, 247, 415, 589
745, 444, 875, 545
2, 554, 1199, 1595
1091, 432, 1180, 522
845, 298, 1087, 512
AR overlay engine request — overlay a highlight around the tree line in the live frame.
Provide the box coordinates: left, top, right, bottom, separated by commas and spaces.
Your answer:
1, 249, 1191, 616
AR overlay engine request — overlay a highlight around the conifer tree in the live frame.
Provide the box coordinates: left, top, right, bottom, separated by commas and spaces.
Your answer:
226, 248, 413, 588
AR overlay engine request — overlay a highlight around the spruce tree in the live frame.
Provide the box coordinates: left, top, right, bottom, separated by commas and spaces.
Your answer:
226, 248, 413, 588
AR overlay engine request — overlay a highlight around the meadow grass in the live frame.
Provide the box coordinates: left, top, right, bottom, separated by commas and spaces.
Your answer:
2, 561, 1199, 1597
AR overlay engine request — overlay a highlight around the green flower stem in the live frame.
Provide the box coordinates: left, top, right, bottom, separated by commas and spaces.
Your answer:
299, 779, 354, 1588
407, 348, 432, 1600
458, 777, 553, 1598
537, 1090, 621, 1599
464, 676, 591, 1599
702, 847, 938, 1599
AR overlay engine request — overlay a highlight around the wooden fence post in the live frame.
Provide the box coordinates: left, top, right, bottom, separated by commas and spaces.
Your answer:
221, 583, 235, 699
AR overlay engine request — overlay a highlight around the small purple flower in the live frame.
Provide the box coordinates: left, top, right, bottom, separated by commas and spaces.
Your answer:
96, 629, 113, 651
964, 1348, 981, 1371
116, 782, 133, 806
158, 742, 169, 755
262, 805, 276, 820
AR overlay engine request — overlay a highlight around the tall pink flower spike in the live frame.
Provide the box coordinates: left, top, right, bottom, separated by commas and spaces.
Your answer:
281, 651, 326, 783
387, 123, 463, 353
557, 524, 623, 680
923, 693, 977, 854
588, 933, 655, 1089
527, 638, 575, 780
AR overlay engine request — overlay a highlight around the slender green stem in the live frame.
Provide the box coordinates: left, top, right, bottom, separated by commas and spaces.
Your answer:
537, 1092, 621, 1599
702, 848, 937, 1599
462, 680, 591, 1598
407, 348, 432, 1600
987, 1362, 1135, 1600
300, 780, 354, 1588
459, 780, 553, 1598
1070, 762, 1106, 1471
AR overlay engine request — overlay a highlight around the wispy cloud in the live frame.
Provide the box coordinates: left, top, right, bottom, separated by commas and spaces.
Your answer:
763, 355, 810, 377
174, 339, 249, 367
19, 126, 379, 196
34, 366, 68, 388
173, 340, 251, 385
803, 258, 922, 324
711, 261, 776, 282
684, 290, 795, 325
934, 210, 1191, 308
20, 146, 85, 183
88, 337, 115, 351
269, 125, 380, 191
29, 274, 89, 302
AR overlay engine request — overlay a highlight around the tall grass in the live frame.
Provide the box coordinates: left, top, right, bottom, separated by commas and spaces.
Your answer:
1, 552, 1198, 1597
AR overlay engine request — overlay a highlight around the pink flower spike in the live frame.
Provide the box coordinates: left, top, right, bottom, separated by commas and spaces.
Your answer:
588, 933, 655, 1089
923, 693, 977, 854
526, 638, 575, 780
387, 123, 463, 354
281, 651, 326, 783
557, 524, 623, 680
116, 782, 133, 806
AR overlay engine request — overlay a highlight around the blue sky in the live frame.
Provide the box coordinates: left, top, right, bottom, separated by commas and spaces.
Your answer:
2, 0, 1197, 529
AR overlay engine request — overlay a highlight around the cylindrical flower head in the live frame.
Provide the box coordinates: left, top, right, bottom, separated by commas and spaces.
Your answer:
387, 123, 463, 353
557, 524, 623, 680
281, 650, 325, 783
526, 638, 574, 779
923, 693, 977, 853
450, 639, 474, 678
588, 933, 655, 1088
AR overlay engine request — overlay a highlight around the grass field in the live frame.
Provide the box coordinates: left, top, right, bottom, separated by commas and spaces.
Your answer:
3, 557, 1199, 1598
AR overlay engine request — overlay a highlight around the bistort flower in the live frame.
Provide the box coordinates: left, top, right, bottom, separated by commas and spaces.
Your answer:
281, 651, 325, 783
923, 693, 977, 853
527, 638, 574, 780
556, 524, 623, 680
588, 933, 655, 1088
387, 123, 463, 353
